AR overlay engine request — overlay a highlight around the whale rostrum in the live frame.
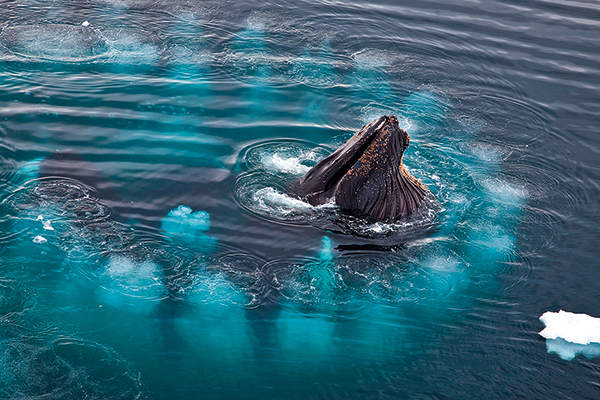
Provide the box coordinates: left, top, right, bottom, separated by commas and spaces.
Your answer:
298, 115, 430, 221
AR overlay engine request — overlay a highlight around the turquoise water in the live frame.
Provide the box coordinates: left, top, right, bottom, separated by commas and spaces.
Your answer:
1, 0, 600, 399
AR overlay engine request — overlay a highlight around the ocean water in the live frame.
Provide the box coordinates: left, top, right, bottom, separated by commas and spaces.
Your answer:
0, 0, 599, 399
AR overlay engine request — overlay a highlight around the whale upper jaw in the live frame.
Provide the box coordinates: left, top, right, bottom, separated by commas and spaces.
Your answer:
298, 115, 428, 222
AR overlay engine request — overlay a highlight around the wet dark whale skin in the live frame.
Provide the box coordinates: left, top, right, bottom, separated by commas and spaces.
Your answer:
298, 115, 429, 221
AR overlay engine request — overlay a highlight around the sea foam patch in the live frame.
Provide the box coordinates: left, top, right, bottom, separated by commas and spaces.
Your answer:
539, 310, 600, 360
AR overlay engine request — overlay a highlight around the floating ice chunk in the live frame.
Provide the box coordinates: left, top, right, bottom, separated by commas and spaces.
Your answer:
161, 205, 216, 252
42, 220, 54, 231
539, 310, 600, 345
33, 235, 47, 244
544, 338, 600, 361
81, 21, 90, 27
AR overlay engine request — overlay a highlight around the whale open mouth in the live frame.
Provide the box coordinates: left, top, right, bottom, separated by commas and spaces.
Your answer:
298, 115, 429, 221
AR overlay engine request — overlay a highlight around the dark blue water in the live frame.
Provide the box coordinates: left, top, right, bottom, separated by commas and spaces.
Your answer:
1, 0, 599, 399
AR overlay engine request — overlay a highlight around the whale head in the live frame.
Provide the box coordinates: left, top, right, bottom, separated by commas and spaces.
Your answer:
298, 115, 429, 221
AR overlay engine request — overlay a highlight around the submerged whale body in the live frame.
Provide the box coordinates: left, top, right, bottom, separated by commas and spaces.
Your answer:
298, 115, 430, 221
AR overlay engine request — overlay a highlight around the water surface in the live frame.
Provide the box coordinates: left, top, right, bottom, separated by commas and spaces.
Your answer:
1, 0, 599, 399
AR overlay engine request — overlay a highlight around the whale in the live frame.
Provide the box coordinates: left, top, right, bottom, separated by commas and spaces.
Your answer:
298, 115, 430, 221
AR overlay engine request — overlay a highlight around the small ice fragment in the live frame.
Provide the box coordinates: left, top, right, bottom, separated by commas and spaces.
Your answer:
33, 235, 47, 244
545, 338, 600, 361
42, 219, 54, 231
36, 215, 43, 221
82, 21, 90, 27
539, 310, 600, 345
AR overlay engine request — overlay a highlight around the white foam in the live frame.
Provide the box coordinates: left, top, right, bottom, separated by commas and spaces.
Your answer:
352, 49, 391, 68
482, 178, 527, 205
422, 255, 461, 273
188, 272, 245, 305
108, 35, 158, 65
260, 153, 313, 175
253, 187, 313, 214
539, 310, 600, 345
245, 16, 266, 32
471, 145, 502, 164
106, 256, 162, 293
397, 116, 413, 132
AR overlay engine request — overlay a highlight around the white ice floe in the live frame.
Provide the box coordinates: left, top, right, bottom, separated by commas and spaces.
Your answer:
539, 310, 600, 361
539, 310, 600, 345
544, 338, 600, 361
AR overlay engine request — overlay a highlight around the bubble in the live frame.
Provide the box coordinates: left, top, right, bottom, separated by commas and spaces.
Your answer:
481, 178, 528, 206
0, 24, 109, 62
0, 338, 143, 399
160, 205, 216, 253
106, 34, 160, 66
1, 177, 130, 259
